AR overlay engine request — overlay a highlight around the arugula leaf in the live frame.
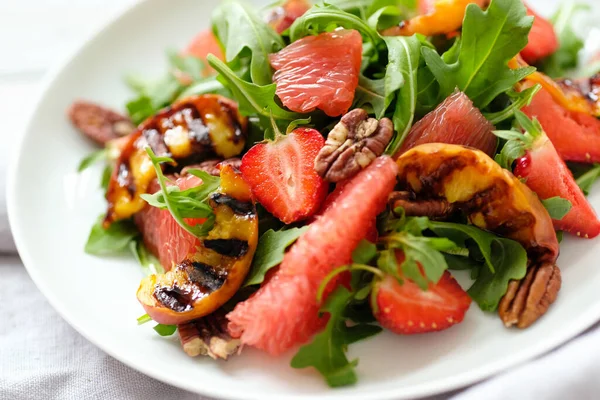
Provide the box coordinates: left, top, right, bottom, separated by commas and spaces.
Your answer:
125, 96, 157, 125
291, 286, 381, 387
167, 50, 206, 82
329, 0, 416, 20
493, 110, 544, 170
78, 149, 108, 172
212, 0, 284, 85
483, 84, 541, 125
85, 216, 139, 256
541, 197, 572, 220
137, 314, 152, 325
576, 164, 600, 196
143, 148, 217, 238
140, 169, 219, 220
177, 75, 230, 99
467, 237, 527, 311
353, 73, 387, 118
540, 3, 588, 79
384, 35, 421, 155
101, 165, 113, 191
129, 239, 165, 276
208, 55, 302, 130
380, 214, 456, 289
289, 4, 381, 45
244, 227, 308, 286
352, 240, 378, 265
153, 324, 177, 336
421, 0, 535, 108
427, 221, 528, 311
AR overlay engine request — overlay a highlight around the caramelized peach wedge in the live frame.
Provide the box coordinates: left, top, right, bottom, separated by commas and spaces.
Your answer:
137, 165, 258, 325
395, 144, 560, 328
105, 94, 248, 226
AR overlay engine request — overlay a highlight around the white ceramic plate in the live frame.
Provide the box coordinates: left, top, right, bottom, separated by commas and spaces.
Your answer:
8, 0, 600, 399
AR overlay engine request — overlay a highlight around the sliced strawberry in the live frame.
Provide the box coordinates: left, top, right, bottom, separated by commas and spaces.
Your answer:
240, 128, 328, 224
511, 112, 600, 238
522, 85, 600, 163
521, 5, 559, 65
373, 268, 471, 335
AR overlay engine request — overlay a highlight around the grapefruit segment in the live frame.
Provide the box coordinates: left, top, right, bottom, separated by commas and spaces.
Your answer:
134, 175, 205, 271
270, 29, 362, 117
227, 156, 399, 355
397, 91, 496, 157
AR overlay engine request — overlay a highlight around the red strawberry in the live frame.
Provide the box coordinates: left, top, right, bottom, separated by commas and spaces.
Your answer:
373, 267, 471, 335
241, 128, 328, 224
522, 84, 600, 163
521, 5, 559, 64
511, 111, 600, 238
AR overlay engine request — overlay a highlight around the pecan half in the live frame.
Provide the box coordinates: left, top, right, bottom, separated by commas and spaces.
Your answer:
314, 109, 393, 182
389, 191, 457, 220
67, 100, 135, 145
498, 262, 561, 329
178, 310, 241, 360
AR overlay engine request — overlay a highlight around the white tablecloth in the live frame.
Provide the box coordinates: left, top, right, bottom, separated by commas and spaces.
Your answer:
2, 1, 600, 399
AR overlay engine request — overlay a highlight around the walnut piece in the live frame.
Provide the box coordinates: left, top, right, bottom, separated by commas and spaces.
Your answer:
178, 310, 241, 360
314, 108, 393, 182
68, 100, 135, 146
498, 262, 561, 329
389, 191, 457, 220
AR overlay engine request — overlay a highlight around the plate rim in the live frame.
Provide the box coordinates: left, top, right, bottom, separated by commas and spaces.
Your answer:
7, 1, 600, 399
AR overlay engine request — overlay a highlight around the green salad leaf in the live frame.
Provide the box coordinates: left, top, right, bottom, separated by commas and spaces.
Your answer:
428, 221, 528, 311
143, 148, 218, 238
129, 239, 165, 276
244, 227, 308, 286
167, 50, 206, 82
576, 164, 600, 196
466, 237, 528, 311
483, 84, 541, 125
380, 214, 457, 289
177, 76, 229, 99
85, 216, 139, 256
153, 324, 178, 336
291, 286, 382, 387
384, 35, 421, 155
78, 149, 108, 172
289, 4, 381, 45
137, 314, 152, 325
125, 96, 157, 125
212, 0, 284, 85
208, 55, 302, 130
421, 0, 535, 108
540, 3, 588, 79
541, 197, 572, 221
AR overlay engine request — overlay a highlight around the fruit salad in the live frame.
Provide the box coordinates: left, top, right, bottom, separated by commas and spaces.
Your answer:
70, 0, 600, 387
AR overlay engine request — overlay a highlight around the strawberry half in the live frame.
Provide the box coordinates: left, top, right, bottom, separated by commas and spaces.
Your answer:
522, 84, 600, 163
520, 5, 559, 65
510, 111, 600, 238
372, 269, 471, 335
241, 128, 328, 224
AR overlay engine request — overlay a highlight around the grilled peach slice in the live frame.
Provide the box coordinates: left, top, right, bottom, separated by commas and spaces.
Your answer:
137, 165, 258, 325
395, 143, 558, 262
105, 94, 248, 225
